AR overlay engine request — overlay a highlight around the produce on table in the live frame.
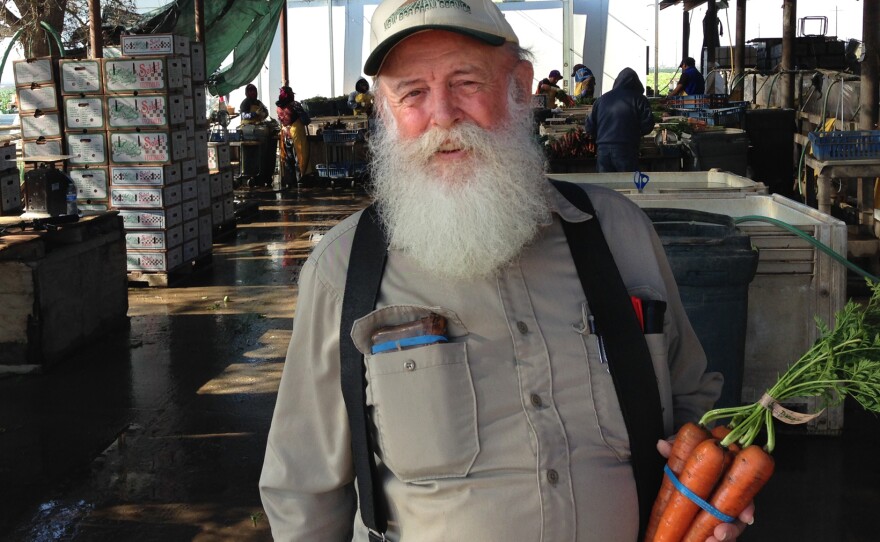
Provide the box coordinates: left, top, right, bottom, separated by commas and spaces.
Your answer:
645, 280, 880, 542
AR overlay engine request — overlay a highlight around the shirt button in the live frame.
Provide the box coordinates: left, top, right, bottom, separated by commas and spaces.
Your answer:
516, 321, 529, 334
547, 469, 559, 485
530, 394, 543, 408
404, 360, 416, 371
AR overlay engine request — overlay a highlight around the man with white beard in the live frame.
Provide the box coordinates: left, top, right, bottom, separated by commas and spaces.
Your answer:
260, 0, 754, 540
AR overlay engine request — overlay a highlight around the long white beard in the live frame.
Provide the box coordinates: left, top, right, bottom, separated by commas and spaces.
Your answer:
369, 97, 550, 281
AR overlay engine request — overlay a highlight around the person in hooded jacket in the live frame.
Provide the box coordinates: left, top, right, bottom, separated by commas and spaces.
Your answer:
585, 67, 655, 173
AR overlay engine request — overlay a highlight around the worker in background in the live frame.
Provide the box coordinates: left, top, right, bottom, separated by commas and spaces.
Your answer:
586, 67, 655, 172
239, 83, 269, 124
670, 57, 705, 96
276, 86, 310, 186
348, 78, 374, 116
571, 63, 595, 101
536, 69, 575, 107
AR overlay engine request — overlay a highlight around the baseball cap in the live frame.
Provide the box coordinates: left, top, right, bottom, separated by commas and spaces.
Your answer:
571, 64, 585, 76
364, 0, 519, 76
549, 70, 562, 79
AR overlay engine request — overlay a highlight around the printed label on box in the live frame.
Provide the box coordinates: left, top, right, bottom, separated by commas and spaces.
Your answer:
69, 167, 109, 200
127, 247, 183, 272
13, 58, 54, 86
106, 95, 184, 128
110, 163, 180, 186
64, 97, 105, 129
59, 60, 103, 94
18, 86, 58, 112
103, 57, 181, 93
118, 205, 181, 230
66, 132, 107, 165
110, 131, 174, 164
121, 34, 189, 56
110, 185, 181, 209
125, 225, 183, 250
21, 112, 62, 139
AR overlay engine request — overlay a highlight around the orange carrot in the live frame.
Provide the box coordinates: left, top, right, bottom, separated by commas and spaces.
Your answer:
710, 425, 741, 453
681, 444, 775, 542
643, 422, 711, 541
653, 439, 728, 542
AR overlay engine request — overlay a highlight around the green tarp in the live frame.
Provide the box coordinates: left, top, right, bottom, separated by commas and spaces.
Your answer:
136, 0, 285, 96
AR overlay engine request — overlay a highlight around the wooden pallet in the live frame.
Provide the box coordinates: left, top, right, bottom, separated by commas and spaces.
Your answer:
127, 253, 213, 288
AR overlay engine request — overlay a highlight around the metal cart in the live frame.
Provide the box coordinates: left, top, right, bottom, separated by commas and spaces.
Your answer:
317, 129, 368, 187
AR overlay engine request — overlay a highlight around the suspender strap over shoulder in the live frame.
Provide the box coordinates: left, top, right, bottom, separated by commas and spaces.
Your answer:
551, 179, 665, 539
340, 204, 389, 539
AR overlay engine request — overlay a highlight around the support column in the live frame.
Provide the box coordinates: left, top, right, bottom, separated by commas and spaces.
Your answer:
781, 0, 796, 109
89, 0, 102, 58
732, 0, 746, 100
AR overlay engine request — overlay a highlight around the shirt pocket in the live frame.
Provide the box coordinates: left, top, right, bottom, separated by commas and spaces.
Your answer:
582, 332, 631, 461
351, 304, 478, 483
366, 342, 478, 482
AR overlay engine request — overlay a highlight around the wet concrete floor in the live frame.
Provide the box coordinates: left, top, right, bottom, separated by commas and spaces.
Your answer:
0, 183, 879, 541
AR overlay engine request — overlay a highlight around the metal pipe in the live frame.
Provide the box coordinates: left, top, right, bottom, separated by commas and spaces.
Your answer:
194, 0, 205, 43
280, 1, 289, 86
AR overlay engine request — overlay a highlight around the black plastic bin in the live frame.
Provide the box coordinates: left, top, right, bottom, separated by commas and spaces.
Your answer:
645, 208, 760, 409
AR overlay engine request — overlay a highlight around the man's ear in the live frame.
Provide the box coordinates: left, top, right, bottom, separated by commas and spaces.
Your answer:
512, 60, 535, 104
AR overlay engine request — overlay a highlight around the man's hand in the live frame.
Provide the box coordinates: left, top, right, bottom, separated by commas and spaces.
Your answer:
655, 439, 755, 542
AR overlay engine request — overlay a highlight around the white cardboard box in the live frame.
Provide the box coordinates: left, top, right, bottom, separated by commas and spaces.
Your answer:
127, 247, 183, 272
59, 59, 103, 95
181, 199, 199, 223
108, 129, 186, 165
118, 205, 182, 230
121, 34, 190, 56
196, 173, 211, 210
68, 167, 109, 201
198, 213, 212, 253
183, 218, 198, 242
125, 225, 183, 250
106, 94, 185, 129
0, 143, 16, 171
66, 132, 108, 166
110, 163, 181, 186
13, 58, 54, 87
190, 43, 206, 82
103, 57, 183, 94
64, 97, 106, 130
21, 112, 62, 139
110, 184, 182, 209
207, 142, 231, 171
22, 138, 63, 158
1, 170, 21, 214
17, 85, 58, 112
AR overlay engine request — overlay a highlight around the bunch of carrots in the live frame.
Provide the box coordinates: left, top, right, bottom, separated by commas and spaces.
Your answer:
645, 280, 880, 542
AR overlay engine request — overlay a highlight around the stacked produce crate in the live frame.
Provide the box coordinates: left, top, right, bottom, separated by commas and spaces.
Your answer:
207, 138, 236, 238
14, 58, 64, 161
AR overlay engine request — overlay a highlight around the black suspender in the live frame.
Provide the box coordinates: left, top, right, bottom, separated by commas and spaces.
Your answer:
340, 183, 664, 539
550, 180, 666, 540
339, 204, 389, 540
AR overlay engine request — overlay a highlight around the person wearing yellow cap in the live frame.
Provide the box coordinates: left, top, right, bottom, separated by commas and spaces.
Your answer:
260, 0, 752, 540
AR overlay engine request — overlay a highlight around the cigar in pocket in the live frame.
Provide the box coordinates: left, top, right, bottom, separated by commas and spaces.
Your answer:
370, 313, 448, 354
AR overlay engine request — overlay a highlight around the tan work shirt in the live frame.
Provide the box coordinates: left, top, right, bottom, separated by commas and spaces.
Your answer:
260, 181, 722, 541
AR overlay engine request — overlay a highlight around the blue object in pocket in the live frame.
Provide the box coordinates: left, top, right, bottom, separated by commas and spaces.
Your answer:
371, 335, 448, 354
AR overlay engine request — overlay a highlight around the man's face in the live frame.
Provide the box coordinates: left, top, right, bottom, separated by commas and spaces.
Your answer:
277, 107, 292, 126
376, 31, 532, 169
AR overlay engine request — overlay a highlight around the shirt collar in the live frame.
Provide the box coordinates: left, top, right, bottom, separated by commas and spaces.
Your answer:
543, 178, 593, 224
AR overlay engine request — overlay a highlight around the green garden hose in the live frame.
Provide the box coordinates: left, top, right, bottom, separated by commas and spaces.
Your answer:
734, 214, 880, 283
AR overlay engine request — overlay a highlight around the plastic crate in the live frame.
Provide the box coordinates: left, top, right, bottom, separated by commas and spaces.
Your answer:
808, 130, 880, 161
316, 163, 349, 178
666, 95, 709, 109
672, 106, 745, 127
322, 130, 364, 143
